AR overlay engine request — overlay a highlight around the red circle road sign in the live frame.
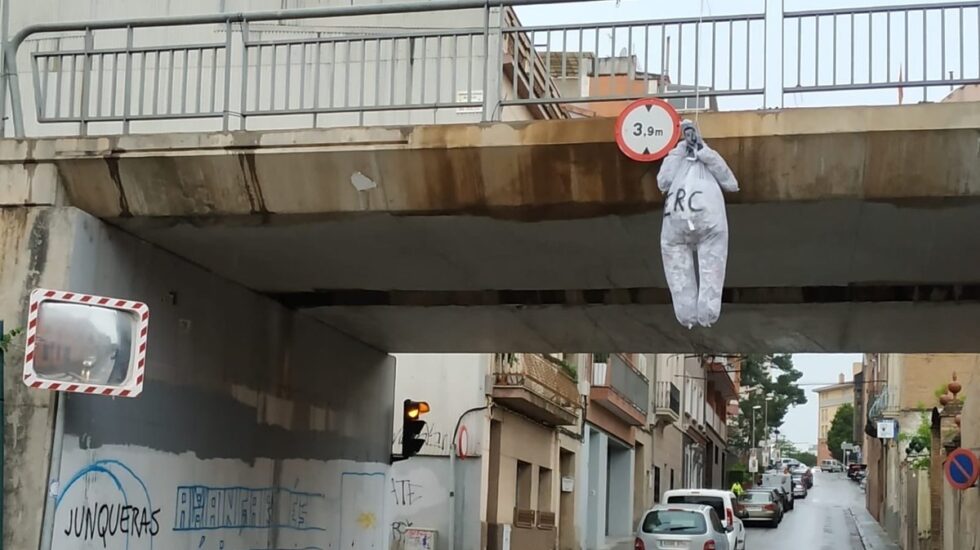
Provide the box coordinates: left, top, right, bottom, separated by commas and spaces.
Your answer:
614, 97, 681, 162
945, 448, 980, 490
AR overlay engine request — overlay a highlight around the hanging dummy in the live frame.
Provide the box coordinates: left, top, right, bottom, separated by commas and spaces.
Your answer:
657, 120, 738, 328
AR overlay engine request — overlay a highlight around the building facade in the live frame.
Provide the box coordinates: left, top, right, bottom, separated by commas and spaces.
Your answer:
862, 354, 980, 550
813, 374, 855, 462
390, 353, 584, 550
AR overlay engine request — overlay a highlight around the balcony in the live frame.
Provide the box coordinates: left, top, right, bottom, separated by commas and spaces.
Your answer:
704, 357, 738, 400
706, 406, 726, 439
590, 354, 649, 426
654, 381, 681, 424
492, 354, 581, 426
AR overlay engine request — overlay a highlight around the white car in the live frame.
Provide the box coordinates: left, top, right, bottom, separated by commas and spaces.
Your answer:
663, 489, 746, 550
635, 504, 731, 550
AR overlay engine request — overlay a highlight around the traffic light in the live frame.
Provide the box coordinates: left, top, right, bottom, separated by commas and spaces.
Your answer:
401, 399, 430, 459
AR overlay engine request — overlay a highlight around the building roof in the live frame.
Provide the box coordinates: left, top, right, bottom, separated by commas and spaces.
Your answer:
813, 381, 854, 394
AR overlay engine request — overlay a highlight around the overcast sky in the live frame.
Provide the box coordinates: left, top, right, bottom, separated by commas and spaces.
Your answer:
780, 354, 863, 446
516, 0, 975, 108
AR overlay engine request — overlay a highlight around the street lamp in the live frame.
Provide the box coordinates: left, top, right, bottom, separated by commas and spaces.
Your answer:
763, 395, 774, 464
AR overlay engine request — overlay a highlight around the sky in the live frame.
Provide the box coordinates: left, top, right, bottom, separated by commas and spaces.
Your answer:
515, 0, 977, 109
782, 354, 863, 447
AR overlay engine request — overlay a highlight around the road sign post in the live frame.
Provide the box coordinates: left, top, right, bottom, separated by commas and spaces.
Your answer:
614, 98, 681, 162
945, 448, 979, 490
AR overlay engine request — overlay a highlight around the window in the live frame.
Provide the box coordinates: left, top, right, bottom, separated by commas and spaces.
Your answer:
666, 495, 724, 520
538, 467, 553, 512
516, 461, 533, 509
654, 467, 661, 503
715, 447, 719, 464
670, 469, 675, 490
641, 510, 707, 535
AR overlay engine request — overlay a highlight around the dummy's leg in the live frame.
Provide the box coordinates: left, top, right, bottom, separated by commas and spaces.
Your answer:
661, 238, 699, 328
696, 229, 729, 327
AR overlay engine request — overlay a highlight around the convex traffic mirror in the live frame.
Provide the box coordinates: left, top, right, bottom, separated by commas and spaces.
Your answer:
23, 289, 148, 398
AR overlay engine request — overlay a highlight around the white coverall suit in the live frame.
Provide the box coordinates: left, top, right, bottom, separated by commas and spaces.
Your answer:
656, 122, 739, 328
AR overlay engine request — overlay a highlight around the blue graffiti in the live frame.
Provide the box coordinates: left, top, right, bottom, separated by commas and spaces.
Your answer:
172, 486, 326, 532
56, 459, 157, 550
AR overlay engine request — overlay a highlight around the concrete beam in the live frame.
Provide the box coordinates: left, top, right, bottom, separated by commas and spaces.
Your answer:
0, 102, 977, 219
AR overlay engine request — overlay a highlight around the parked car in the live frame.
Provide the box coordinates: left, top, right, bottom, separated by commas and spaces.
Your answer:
847, 463, 868, 479
635, 504, 732, 550
821, 459, 843, 472
663, 489, 746, 550
792, 466, 814, 488
791, 475, 808, 498
753, 486, 785, 516
738, 490, 782, 528
761, 473, 795, 510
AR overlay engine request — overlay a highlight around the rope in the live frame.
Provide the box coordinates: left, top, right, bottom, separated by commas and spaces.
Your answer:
694, 0, 706, 130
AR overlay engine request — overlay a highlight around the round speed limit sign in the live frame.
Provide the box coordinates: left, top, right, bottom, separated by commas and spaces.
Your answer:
614, 97, 681, 162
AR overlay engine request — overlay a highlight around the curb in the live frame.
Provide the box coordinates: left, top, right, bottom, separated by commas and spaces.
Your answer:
849, 506, 900, 550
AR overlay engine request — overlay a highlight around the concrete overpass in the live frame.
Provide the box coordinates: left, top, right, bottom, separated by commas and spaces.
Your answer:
5, 101, 979, 352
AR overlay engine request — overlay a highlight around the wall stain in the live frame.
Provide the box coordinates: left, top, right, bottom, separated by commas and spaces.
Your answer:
103, 157, 132, 217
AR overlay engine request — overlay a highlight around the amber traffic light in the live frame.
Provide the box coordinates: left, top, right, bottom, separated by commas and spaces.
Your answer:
402, 399, 430, 458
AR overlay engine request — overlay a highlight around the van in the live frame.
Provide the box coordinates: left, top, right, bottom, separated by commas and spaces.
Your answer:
821, 459, 843, 472
760, 472, 794, 511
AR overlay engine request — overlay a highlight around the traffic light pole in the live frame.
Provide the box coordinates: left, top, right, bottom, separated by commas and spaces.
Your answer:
448, 404, 491, 550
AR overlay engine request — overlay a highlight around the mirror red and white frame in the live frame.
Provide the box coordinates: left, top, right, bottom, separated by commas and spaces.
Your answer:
23, 288, 149, 398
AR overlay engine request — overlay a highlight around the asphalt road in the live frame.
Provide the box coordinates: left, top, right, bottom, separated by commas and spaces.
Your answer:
744, 470, 865, 550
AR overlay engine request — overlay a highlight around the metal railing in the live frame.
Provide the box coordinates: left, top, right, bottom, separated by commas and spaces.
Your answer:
2, 0, 978, 137
783, 2, 980, 97
654, 381, 681, 416
592, 354, 649, 416
706, 406, 726, 437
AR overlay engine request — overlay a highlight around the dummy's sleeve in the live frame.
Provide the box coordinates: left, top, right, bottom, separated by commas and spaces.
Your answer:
698, 146, 739, 192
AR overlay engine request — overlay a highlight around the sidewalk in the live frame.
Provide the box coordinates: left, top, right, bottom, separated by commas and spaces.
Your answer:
849, 505, 900, 550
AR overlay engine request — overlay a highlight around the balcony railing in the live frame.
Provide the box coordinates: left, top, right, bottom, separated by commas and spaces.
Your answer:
590, 354, 649, 425
706, 406, 726, 438
2, 0, 977, 137
492, 353, 580, 426
654, 381, 681, 421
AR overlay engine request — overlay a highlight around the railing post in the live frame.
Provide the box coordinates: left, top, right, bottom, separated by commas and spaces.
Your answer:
481, 1, 492, 121
78, 28, 94, 136
122, 26, 133, 134
239, 20, 250, 131
223, 19, 233, 132
766, 0, 785, 108
4, 43, 22, 137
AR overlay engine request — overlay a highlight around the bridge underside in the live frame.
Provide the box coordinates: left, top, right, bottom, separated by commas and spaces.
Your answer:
118, 197, 980, 353
13, 102, 980, 352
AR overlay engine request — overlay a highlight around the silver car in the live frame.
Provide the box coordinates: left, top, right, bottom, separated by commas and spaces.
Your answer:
635, 504, 731, 550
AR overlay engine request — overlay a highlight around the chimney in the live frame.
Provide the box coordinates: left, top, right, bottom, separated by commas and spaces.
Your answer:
838, 373, 845, 384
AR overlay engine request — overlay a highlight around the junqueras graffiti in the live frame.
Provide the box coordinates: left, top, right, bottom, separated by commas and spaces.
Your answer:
62, 503, 160, 547
56, 459, 159, 550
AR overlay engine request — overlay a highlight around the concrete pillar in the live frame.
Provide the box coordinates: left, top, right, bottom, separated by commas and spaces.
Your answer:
2, 206, 397, 550
0, 207, 74, 550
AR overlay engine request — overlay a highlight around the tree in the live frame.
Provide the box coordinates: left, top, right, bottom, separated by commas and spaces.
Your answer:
827, 403, 855, 461
1, 327, 21, 357
727, 354, 808, 452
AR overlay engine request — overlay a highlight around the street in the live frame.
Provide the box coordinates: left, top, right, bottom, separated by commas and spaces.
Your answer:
745, 470, 865, 550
